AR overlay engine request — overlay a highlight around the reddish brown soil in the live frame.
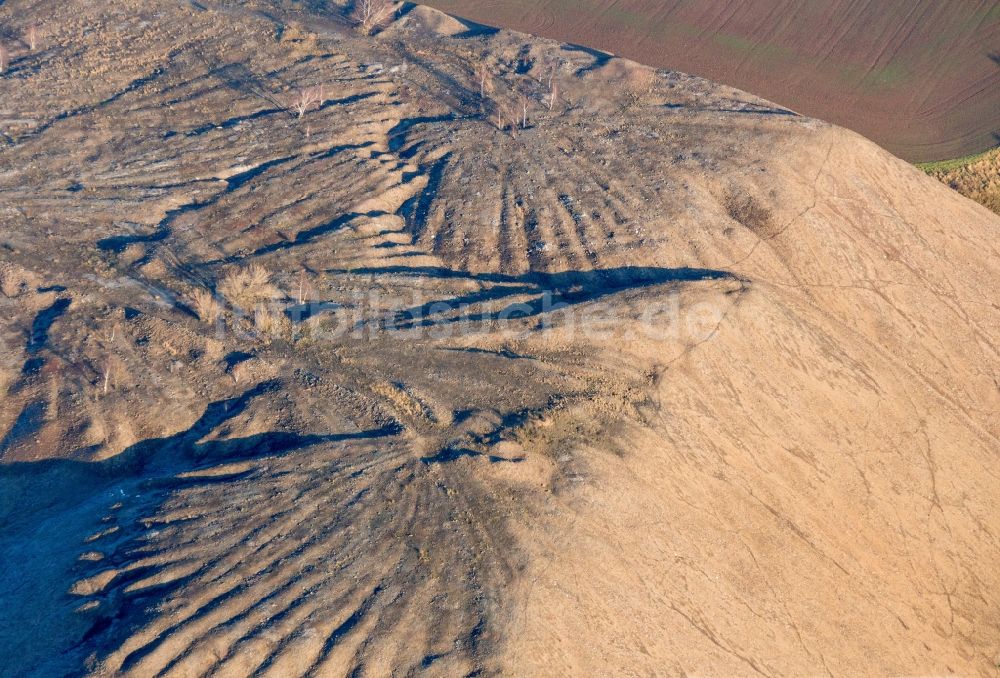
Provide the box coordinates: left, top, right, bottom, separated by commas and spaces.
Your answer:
421, 0, 1000, 162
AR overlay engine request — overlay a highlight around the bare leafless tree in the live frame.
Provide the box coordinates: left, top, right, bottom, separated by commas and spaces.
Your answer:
541, 58, 566, 114
0, 44, 8, 73
505, 99, 520, 134
546, 61, 559, 90
492, 97, 520, 133
291, 85, 325, 119
475, 62, 495, 100
25, 25, 38, 51
352, 0, 394, 36
100, 356, 123, 396
517, 89, 530, 128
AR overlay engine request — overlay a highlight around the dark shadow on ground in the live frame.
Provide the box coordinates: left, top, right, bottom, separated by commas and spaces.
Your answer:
327, 265, 741, 330
562, 43, 612, 76
451, 17, 501, 39
663, 102, 797, 116
27, 297, 71, 354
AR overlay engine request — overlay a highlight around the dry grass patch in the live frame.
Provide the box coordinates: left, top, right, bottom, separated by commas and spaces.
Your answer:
0, 263, 37, 298
619, 68, 656, 112
191, 288, 222, 324
723, 189, 775, 237
253, 305, 292, 340
920, 147, 1000, 215
219, 264, 281, 309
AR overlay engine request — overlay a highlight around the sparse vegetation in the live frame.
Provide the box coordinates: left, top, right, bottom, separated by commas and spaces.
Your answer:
192, 288, 223, 324
352, 0, 394, 36
619, 69, 655, 112
518, 91, 530, 128
919, 147, 1000, 215
0, 44, 8, 73
290, 85, 325, 118
723, 189, 774, 236
0, 263, 33, 298
25, 25, 38, 51
219, 264, 280, 309
253, 305, 292, 339
475, 61, 495, 99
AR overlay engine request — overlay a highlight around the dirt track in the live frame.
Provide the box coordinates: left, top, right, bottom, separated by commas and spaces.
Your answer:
420, 0, 1000, 162
0, 1, 999, 676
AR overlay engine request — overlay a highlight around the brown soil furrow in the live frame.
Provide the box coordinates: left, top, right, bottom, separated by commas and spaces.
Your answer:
420, 0, 1000, 160
499, 172, 531, 276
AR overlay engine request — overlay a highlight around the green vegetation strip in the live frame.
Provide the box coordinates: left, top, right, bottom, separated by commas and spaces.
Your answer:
916, 147, 998, 174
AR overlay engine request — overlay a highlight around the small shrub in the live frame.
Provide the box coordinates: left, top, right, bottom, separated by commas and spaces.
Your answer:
0, 263, 36, 298
290, 86, 325, 118
219, 264, 279, 309
192, 288, 222, 324
352, 0, 394, 36
99, 356, 124, 396
0, 264, 20, 297
516, 87, 530, 128
253, 305, 292, 340
723, 189, 774, 236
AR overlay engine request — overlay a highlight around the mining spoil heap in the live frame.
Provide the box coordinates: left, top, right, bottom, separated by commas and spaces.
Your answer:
0, 1, 998, 676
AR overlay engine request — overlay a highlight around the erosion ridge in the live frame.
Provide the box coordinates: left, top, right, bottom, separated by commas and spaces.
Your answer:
0, 1, 998, 676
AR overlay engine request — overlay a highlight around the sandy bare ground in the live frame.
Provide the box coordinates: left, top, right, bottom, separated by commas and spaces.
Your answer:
420, 0, 1000, 162
0, 1, 998, 676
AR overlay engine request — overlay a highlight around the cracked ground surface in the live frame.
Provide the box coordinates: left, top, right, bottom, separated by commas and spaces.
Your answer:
0, 0, 998, 676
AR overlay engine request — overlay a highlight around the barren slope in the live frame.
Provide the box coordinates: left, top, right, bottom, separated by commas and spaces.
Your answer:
0, 1, 998, 676
420, 0, 1000, 162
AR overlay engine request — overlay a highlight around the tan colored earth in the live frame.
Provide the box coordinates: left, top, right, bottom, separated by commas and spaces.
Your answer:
0, 1, 998, 676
